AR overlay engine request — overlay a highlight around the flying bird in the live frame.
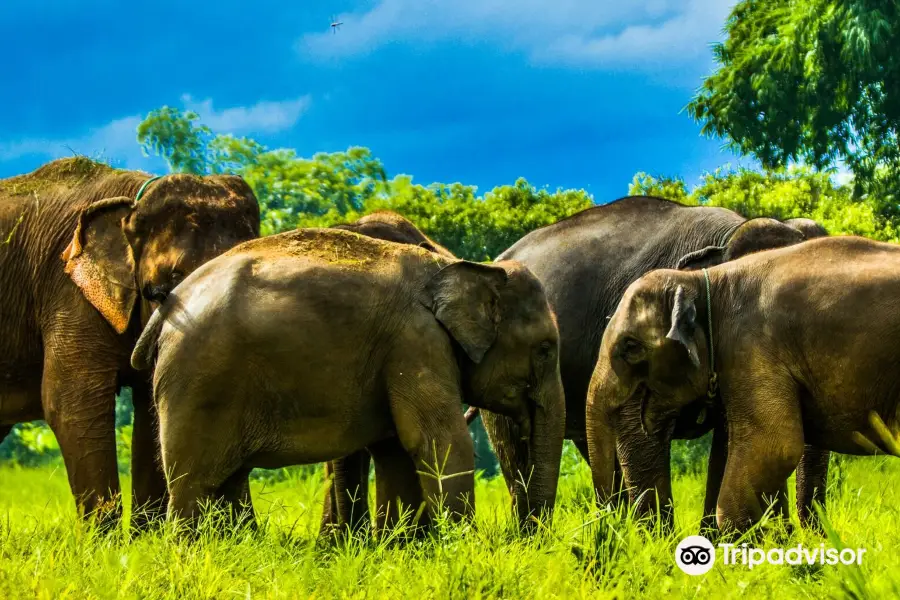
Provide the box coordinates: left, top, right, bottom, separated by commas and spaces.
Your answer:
331, 15, 343, 34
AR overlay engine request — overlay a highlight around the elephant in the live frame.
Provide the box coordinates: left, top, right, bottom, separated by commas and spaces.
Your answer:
465, 196, 830, 530
319, 211, 459, 538
130, 228, 565, 530
0, 157, 260, 529
587, 235, 900, 533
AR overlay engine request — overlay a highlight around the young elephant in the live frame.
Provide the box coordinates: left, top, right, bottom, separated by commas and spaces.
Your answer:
587, 235, 900, 533
131, 228, 565, 528
320, 210, 457, 537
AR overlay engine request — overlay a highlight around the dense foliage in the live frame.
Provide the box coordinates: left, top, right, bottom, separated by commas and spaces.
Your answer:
630, 165, 896, 240
687, 0, 900, 208
137, 107, 595, 261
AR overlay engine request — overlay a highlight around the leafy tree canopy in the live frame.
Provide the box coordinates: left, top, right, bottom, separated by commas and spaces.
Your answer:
630, 165, 895, 240
687, 0, 900, 211
137, 107, 594, 259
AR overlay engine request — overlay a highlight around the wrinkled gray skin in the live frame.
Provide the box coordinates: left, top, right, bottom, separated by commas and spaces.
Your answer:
131, 228, 565, 531
589, 236, 900, 533
479, 196, 829, 530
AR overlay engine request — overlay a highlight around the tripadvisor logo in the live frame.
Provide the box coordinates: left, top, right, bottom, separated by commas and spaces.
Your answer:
675, 535, 868, 575
675, 535, 716, 575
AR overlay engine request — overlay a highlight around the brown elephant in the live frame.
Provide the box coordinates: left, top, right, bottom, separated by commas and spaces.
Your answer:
0, 157, 259, 529
319, 211, 458, 537
130, 228, 565, 530
471, 197, 831, 530
587, 235, 900, 533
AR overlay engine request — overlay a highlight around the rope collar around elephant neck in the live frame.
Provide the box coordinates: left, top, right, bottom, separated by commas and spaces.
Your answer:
134, 175, 163, 204
702, 268, 718, 400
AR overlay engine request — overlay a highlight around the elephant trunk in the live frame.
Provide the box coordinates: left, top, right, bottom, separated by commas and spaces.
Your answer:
520, 371, 566, 528
619, 429, 674, 530
482, 372, 565, 532
588, 403, 619, 506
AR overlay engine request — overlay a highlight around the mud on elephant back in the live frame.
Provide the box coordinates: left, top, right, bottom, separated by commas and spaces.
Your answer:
588, 235, 900, 535
0, 157, 260, 531
130, 226, 565, 536
467, 196, 831, 533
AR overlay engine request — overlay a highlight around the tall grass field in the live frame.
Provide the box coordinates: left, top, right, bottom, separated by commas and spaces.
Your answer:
1, 448, 898, 599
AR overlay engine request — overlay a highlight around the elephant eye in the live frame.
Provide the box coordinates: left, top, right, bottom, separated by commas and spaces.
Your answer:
537, 340, 554, 360
616, 337, 645, 365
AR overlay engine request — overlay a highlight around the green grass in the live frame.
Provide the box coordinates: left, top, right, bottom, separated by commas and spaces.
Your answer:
1, 455, 898, 599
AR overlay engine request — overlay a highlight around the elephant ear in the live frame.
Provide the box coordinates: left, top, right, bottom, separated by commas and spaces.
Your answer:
665, 285, 699, 367
425, 261, 508, 363
61, 196, 138, 334
675, 245, 726, 270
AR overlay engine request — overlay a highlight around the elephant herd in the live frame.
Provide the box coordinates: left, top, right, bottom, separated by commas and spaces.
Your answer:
2, 157, 898, 540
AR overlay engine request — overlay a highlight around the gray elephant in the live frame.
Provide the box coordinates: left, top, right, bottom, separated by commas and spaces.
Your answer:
587, 235, 900, 533
131, 228, 565, 529
467, 196, 829, 529
0, 157, 259, 529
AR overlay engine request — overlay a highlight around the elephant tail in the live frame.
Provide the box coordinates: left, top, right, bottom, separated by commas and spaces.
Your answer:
131, 294, 182, 370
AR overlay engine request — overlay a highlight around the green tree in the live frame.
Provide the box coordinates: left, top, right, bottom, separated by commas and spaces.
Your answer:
628, 172, 692, 203
687, 0, 900, 209
137, 107, 213, 174
632, 165, 896, 240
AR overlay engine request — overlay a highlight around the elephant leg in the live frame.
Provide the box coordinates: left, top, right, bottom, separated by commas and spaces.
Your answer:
701, 422, 727, 533
388, 375, 474, 523
370, 437, 430, 538
318, 452, 372, 539
716, 383, 805, 534
41, 352, 121, 531
129, 381, 168, 532
159, 408, 243, 528
574, 438, 590, 464
796, 445, 830, 531
217, 468, 256, 531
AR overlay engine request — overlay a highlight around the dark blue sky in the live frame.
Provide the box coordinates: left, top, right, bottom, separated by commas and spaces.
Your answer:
0, 0, 756, 201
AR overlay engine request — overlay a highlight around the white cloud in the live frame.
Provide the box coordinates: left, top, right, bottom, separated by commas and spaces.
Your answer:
180, 95, 311, 134
0, 95, 311, 168
299, 0, 735, 70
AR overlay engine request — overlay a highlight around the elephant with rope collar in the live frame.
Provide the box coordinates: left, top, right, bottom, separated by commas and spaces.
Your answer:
0, 157, 259, 530
589, 236, 900, 533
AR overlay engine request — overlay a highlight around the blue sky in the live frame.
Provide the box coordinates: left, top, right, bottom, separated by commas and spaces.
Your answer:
0, 0, 756, 201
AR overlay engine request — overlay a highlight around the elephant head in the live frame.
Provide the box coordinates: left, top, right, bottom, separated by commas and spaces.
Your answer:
676, 217, 812, 271
588, 272, 710, 528
423, 260, 565, 529
61, 174, 260, 334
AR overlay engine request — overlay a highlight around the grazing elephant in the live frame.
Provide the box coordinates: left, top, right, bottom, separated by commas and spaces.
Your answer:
130, 228, 565, 530
467, 196, 829, 529
320, 210, 457, 537
0, 157, 260, 529
587, 235, 900, 533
